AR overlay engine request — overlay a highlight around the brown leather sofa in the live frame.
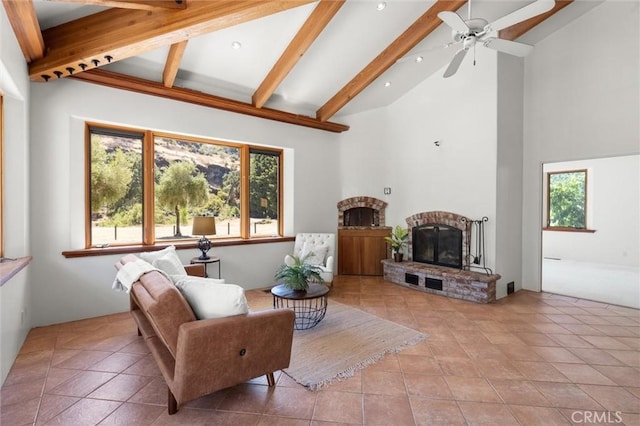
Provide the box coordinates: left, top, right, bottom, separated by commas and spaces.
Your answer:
116, 254, 295, 414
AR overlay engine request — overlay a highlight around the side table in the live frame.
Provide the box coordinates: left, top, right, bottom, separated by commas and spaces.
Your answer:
190, 256, 221, 279
271, 283, 329, 330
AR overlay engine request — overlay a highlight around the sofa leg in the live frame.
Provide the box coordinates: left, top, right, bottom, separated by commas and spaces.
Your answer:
266, 372, 276, 387
168, 388, 177, 415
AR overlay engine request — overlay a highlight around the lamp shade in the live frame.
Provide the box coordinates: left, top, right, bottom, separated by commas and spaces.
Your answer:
192, 216, 216, 236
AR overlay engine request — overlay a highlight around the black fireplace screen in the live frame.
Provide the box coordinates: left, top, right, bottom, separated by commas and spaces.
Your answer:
412, 224, 462, 269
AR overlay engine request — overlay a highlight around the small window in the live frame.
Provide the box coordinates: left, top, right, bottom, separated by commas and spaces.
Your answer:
249, 149, 280, 237
547, 169, 587, 229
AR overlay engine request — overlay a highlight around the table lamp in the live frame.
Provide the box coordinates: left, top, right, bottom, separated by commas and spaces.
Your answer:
192, 216, 216, 260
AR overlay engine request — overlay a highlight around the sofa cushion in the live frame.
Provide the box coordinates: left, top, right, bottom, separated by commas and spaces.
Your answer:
139, 246, 187, 281
174, 276, 249, 319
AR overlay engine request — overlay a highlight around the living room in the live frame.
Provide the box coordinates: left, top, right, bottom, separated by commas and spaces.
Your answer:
1, 0, 638, 422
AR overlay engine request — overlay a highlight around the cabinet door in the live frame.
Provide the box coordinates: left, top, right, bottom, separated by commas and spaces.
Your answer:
361, 236, 388, 275
338, 234, 361, 275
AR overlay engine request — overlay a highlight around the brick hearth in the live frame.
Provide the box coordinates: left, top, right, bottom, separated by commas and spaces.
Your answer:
382, 260, 500, 303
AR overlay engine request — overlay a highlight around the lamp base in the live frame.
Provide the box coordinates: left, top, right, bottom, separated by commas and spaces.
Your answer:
197, 236, 212, 261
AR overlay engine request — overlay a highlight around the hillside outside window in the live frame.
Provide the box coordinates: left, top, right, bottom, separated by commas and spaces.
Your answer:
87, 124, 282, 248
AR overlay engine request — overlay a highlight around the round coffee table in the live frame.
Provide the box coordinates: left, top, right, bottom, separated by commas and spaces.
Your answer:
271, 283, 330, 330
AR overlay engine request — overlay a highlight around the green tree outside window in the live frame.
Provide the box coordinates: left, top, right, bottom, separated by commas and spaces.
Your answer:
547, 170, 587, 229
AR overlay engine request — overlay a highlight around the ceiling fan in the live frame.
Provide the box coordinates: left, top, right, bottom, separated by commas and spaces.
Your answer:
437, 0, 556, 78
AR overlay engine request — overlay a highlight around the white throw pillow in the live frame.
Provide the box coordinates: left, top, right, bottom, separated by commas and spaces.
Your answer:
139, 246, 187, 280
174, 276, 248, 319
300, 242, 328, 266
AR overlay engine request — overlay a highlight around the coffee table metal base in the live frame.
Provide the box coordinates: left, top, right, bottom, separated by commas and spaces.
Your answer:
271, 284, 329, 330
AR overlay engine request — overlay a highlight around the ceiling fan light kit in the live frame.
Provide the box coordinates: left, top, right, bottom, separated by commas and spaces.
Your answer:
438, 0, 556, 78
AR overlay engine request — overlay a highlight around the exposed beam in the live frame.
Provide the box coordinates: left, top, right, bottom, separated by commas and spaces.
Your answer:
29, 0, 314, 82
1, 0, 44, 62
316, 0, 467, 122
45, 0, 186, 11
499, 0, 574, 41
252, 0, 345, 108
163, 41, 188, 88
71, 69, 350, 133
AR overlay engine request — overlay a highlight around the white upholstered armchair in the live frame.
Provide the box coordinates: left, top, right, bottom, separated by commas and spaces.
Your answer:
288, 233, 335, 284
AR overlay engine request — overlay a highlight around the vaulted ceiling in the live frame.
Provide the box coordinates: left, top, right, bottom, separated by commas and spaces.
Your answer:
3, 0, 588, 132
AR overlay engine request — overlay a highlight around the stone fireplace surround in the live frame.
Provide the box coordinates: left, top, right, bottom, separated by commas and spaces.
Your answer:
382, 211, 500, 303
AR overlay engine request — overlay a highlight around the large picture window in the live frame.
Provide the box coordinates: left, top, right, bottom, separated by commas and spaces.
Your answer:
87, 124, 282, 248
546, 169, 587, 230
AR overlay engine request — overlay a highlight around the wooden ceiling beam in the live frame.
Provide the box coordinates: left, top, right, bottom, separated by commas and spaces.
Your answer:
252, 0, 345, 109
499, 0, 573, 41
316, 0, 467, 122
45, 0, 186, 11
163, 41, 188, 88
71, 69, 350, 133
1, 0, 44, 62
28, 0, 314, 82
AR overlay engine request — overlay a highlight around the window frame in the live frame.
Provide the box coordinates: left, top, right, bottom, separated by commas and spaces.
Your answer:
545, 168, 593, 232
84, 123, 284, 249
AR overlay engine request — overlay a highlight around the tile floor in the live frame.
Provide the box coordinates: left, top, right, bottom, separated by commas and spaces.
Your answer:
1, 275, 639, 425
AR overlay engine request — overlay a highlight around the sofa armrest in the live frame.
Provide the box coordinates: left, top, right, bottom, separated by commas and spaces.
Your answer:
172, 308, 295, 404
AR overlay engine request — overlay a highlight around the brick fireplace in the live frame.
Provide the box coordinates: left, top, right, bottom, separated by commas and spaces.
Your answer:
382, 211, 500, 303
337, 196, 387, 227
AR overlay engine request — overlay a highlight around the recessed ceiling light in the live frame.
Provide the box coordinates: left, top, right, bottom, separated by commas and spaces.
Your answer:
231, 41, 242, 50
376, 2, 387, 11
415, 56, 424, 63
384, 81, 392, 87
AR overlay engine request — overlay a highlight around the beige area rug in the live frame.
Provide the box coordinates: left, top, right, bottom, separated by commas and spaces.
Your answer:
283, 301, 427, 390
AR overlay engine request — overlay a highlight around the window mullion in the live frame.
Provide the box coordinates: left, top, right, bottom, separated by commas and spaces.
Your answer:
143, 130, 155, 244
240, 146, 250, 239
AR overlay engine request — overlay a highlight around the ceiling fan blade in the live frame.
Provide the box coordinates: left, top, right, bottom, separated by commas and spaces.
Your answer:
438, 11, 470, 34
487, 0, 556, 32
482, 37, 533, 57
443, 48, 468, 78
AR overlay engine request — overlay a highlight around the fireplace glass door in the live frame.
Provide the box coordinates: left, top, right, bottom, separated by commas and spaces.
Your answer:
412, 224, 462, 269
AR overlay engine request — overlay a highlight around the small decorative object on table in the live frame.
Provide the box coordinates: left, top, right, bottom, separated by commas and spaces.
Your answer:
273, 253, 328, 329
192, 216, 216, 260
274, 253, 323, 291
385, 225, 409, 262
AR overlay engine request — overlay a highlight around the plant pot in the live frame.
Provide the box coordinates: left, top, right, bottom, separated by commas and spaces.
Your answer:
393, 253, 403, 262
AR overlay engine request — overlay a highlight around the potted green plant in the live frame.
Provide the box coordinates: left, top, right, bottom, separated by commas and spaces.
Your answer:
274, 254, 323, 291
385, 225, 409, 262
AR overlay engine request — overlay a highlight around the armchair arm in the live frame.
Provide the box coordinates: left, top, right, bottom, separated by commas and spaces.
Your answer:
172, 308, 294, 404
184, 264, 205, 277
325, 255, 334, 273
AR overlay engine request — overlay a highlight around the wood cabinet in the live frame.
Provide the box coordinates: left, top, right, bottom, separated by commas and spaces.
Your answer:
338, 228, 391, 276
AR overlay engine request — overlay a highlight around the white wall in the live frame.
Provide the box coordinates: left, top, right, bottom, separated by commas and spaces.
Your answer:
0, 6, 32, 384
522, 1, 640, 291
495, 54, 525, 296
542, 156, 640, 267
29, 79, 341, 326
340, 48, 501, 276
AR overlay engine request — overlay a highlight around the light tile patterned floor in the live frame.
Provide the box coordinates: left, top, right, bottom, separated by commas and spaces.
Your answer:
1, 275, 639, 425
